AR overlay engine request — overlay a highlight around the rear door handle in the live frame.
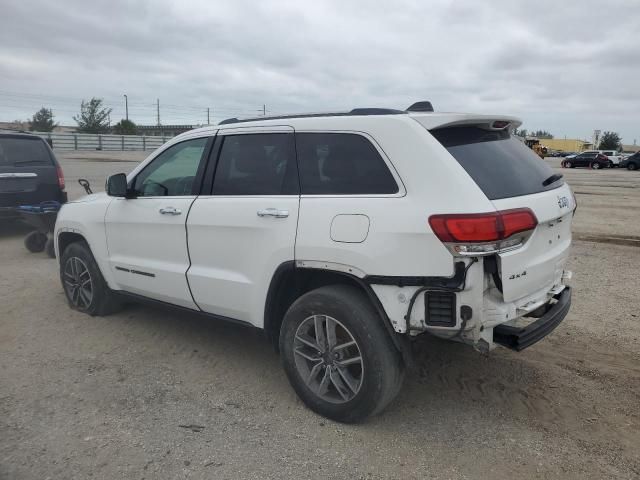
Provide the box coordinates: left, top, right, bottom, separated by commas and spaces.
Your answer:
159, 206, 182, 215
257, 208, 289, 218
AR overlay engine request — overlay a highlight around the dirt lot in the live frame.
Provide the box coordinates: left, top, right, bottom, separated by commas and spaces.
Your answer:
1, 152, 639, 479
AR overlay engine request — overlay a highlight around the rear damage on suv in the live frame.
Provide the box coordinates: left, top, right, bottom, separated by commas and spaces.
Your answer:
372, 116, 574, 353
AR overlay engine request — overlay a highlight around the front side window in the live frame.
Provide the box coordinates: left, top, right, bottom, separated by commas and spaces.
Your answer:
133, 137, 207, 196
212, 133, 297, 195
295, 133, 398, 195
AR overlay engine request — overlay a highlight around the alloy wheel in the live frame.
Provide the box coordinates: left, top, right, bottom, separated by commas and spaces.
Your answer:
293, 314, 364, 404
63, 256, 93, 309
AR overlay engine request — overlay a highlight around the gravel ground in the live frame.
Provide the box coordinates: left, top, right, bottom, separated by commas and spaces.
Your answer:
1, 151, 639, 479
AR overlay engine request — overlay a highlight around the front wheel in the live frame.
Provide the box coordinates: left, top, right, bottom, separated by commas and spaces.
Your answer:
564, 160, 573, 168
280, 285, 404, 423
60, 241, 123, 316
628, 162, 638, 171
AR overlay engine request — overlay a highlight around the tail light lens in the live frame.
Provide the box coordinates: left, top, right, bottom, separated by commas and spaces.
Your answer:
429, 208, 538, 256
56, 164, 65, 190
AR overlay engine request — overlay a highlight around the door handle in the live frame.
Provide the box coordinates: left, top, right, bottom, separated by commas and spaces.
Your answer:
257, 208, 289, 218
159, 206, 182, 215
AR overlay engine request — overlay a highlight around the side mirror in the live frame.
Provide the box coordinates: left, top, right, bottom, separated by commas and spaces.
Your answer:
106, 173, 129, 197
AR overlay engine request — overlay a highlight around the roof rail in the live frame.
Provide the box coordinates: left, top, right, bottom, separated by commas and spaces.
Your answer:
217, 102, 433, 125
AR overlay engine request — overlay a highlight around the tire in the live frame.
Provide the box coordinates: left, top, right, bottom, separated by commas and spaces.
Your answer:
24, 231, 47, 253
564, 160, 572, 168
591, 162, 601, 170
628, 162, 638, 171
45, 237, 56, 258
60, 241, 123, 316
279, 285, 404, 423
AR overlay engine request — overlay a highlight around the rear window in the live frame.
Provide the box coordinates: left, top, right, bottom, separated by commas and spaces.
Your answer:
430, 127, 562, 200
0, 137, 52, 166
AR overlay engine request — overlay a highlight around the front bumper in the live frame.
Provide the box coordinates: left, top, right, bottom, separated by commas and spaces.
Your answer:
493, 287, 571, 351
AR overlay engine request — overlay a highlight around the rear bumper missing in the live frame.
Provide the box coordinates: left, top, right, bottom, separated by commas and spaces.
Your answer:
493, 287, 571, 351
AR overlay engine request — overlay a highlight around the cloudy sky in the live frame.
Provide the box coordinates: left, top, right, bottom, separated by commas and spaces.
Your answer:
0, 0, 638, 143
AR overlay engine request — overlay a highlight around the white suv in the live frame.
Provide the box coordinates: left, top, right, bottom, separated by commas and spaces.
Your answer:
55, 102, 574, 422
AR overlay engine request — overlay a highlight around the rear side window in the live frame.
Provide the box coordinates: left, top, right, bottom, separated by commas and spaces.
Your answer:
296, 133, 398, 195
213, 133, 298, 195
430, 127, 562, 200
0, 137, 52, 166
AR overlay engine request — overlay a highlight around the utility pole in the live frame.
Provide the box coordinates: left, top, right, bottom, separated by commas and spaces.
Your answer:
263, 104, 266, 116
207, 107, 210, 125
156, 98, 160, 126
123, 94, 128, 121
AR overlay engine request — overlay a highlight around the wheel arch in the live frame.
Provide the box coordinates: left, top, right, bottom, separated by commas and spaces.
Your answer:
57, 231, 88, 260
263, 262, 411, 363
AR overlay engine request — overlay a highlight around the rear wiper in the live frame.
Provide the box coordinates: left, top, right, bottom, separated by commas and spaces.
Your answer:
542, 173, 563, 187
13, 160, 47, 165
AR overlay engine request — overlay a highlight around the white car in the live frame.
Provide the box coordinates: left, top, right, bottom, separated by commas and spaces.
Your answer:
55, 102, 574, 422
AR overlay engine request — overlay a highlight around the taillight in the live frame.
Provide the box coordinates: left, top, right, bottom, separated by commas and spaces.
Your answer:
428, 208, 538, 256
56, 164, 65, 190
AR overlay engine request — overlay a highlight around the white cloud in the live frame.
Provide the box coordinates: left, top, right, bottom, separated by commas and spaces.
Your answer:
0, 0, 638, 142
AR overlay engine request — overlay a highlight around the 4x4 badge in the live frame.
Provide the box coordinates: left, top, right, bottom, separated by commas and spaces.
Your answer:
557, 196, 569, 209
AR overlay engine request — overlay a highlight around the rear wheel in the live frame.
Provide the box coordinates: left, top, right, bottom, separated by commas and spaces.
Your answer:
60, 241, 123, 316
24, 231, 47, 253
280, 285, 404, 423
591, 162, 601, 170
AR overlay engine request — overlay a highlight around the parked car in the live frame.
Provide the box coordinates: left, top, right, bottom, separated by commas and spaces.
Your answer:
0, 131, 66, 219
54, 103, 574, 422
562, 152, 610, 169
581, 150, 622, 167
619, 152, 640, 170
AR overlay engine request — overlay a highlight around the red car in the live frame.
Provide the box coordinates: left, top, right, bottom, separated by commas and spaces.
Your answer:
562, 152, 610, 169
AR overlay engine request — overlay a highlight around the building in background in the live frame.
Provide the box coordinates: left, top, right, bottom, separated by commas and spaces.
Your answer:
621, 143, 640, 153
538, 138, 593, 152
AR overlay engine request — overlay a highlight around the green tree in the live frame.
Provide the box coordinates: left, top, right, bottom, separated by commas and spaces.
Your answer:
598, 131, 622, 151
29, 107, 57, 132
113, 118, 137, 135
73, 97, 112, 133
532, 129, 553, 139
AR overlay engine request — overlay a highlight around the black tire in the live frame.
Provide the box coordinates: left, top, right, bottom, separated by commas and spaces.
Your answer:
60, 241, 123, 316
591, 162, 601, 170
279, 285, 404, 423
45, 238, 56, 258
628, 162, 638, 171
564, 160, 572, 168
24, 231, 47, 253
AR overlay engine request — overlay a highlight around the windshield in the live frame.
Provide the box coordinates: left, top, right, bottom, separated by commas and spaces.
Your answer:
0, 137, 52, 166
430, 126, 564, 200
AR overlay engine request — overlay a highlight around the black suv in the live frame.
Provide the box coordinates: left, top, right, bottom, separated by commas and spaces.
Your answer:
562, 152, 610, 169
620, 152, 639, 171
0, 132, 66, 219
